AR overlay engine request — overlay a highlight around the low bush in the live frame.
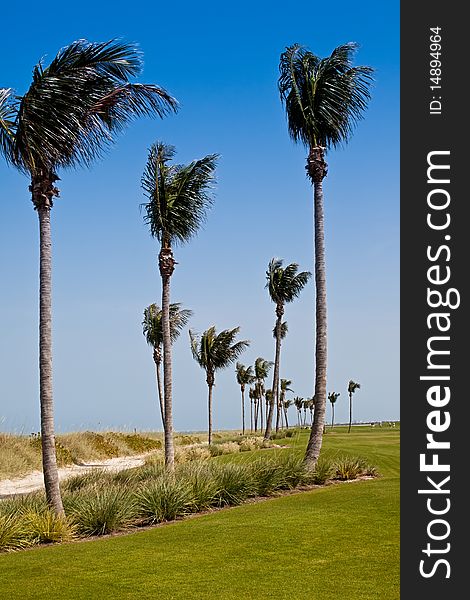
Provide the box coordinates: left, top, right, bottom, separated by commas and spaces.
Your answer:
209, 442, 240, 457
135, 477, 193, 523
65, 486, 137, 535
21, 510, 76, 544
211, 463, 256, 506
0, 514, 31, 552
333, 456, 378, 481
175, 445, 211, 463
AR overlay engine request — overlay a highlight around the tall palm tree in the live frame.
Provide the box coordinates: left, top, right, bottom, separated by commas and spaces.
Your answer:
254, 357, 273, 433
264, 259, 310, 440
278, 378, 294, 431
328, 391, 340, 429
0, 40, 177, 514
142, 303, 193, 426
293, 396, 304, 427
142, 144, 218, 471
347, 381, 361, 433
248, 387, 257, 433
282, 398, 293, 429
279, 43, 373, 468
190, 326, 249, 445
235, 362, 255, 435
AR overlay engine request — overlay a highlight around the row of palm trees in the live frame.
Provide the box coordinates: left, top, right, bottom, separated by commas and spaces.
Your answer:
1, 38, 373, 516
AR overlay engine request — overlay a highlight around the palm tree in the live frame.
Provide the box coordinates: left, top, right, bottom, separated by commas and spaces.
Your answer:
293, 396, 304, 427
279, 43, 373, 468
235, 362, 255, 435
142, 144, 218, 471
254, 357, 273, 433
142, 303, 193, 426
328, 392, 340, 429
279, 378, 294, 431
0, 40, 177, 514
282, 398, 293, 429
265, 259, 310, 439
347, 381, 361, 433
248, 387, 257, 432
190, 326, 249, 445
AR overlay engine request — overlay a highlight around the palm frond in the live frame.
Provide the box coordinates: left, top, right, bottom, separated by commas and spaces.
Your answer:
143, 302, 193, 348
11, 39, 178, 174
279, 42, 373, 150
266, 258, 311, 304
0, 88, 17, 163
190, 326, 249, 373
142, 144, 218, 246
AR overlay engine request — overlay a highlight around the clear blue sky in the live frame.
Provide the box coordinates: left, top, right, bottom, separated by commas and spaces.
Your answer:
0, 0, 399, 433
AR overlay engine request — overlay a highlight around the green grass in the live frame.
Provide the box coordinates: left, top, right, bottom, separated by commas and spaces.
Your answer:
0, 427, 399, 599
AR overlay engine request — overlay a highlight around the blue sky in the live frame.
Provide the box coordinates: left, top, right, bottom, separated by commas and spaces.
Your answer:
0, 0, 399, 433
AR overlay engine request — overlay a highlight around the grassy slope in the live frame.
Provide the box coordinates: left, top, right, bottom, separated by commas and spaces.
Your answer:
0, 428, 399, 600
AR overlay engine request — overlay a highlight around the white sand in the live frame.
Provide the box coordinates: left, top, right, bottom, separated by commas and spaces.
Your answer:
0, 454, 147, 497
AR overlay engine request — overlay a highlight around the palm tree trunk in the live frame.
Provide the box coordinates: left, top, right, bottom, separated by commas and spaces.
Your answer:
37, 205, 64, 516
348, 393, 353, 433
159, 246, 176, 471
305, 163, 328, 468
250, 398, 253, 433
331, 404, 335, 429
154, 359, 165, 428
208, 383, 213, 445
260, 393, 264, 431
284, 408, 289, 429
265, 314, 282, 439
241, 387, 245, 435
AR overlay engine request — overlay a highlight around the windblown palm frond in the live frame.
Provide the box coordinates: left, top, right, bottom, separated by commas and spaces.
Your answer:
348, 380, 361, 394
254, 357, 273, 381
0, 88, 17, 162
9, 39, 178, 174
236, 363, 255, 387
143, 303, 193, 349
328, 391, 340, 404
279, 42, 373, 150
142, 142, 218, 247
266, 258, 311, 305
190, 326, 250, 373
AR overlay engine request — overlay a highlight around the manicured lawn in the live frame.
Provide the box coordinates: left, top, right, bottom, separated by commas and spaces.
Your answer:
0, 428, 399, 600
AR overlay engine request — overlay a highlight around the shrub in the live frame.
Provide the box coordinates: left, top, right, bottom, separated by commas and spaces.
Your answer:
309, 459, 334, 485
135, 477, 193, 523
211, 463, 256, 506
65, 486, 137, 535
22, 510, 76, 544
176, 463, 219, 510
0, 492, 48, 518
333, 456, 377, 481
0, 515, 31, 552
175, 445, 211, 463
238, 437, 264, 452
209, 442, 240, 457
250, 459, 290, 496
175, 434, 201, 446
61, 470, 114, 493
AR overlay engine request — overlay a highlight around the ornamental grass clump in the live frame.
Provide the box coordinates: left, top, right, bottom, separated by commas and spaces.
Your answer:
209, 442, 240, 457
211, 463, 256, 506
176, 462, 219, 510
135, 476, 194, 523
21, 510, 76, 544
250, 458, 291, 496
65, 486, 137, 535
175, 445, 211, 463
333, 456, 378, 481
309, 458, 335, 485
0, 515, 31, 552
61, 470, 114, 493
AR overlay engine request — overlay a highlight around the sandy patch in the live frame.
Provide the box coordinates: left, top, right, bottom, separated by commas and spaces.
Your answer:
0, 454, 148, 498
